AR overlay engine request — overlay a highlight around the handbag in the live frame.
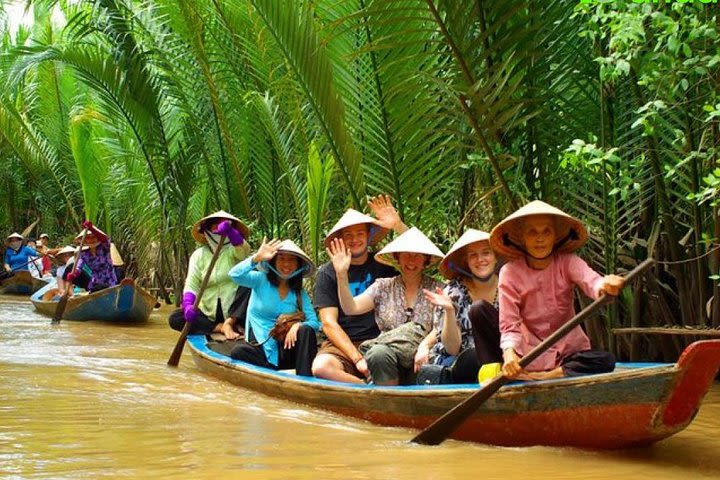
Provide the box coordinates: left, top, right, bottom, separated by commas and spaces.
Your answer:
266, 289, 305, 343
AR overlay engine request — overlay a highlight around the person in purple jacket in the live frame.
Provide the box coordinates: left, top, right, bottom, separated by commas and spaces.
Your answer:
68, 221, 117, 292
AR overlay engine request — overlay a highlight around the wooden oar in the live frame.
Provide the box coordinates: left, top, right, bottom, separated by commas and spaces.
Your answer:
167, 234, 226, 367
411, 257, 655, 446
6, 253, 47, 274
21, 218, 40, 239
52, 229, 88, 324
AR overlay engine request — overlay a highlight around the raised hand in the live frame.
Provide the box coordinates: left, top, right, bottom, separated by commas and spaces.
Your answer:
367, 194, 402, 230
214, 220, 245, 246
253, 237, 282, 263
326, 238, 351, 275
81, 220, 94, 230
423, 287, 454, 311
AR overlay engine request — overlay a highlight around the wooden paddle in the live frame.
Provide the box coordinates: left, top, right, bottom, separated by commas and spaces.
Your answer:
167, 234, 226, 367
52, 228, 88, 324
411, 257, 655, 445
21, 218, 40, 239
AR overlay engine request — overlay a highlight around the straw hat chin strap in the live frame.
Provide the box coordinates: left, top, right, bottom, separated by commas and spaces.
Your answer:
448, 261, 496, 283
205, 232, 229, 251
263, 261, 308, 280
502, 229, 579, 260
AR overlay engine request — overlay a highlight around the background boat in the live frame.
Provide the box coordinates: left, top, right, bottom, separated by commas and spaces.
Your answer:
0, 271, 50, 295
31, 278, 156, 322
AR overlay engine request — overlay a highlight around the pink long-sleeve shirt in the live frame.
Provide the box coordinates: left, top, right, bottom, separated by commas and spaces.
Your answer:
498, 253, 604, 372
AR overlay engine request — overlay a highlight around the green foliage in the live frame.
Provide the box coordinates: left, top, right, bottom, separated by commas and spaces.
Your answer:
1, 0, 719, 358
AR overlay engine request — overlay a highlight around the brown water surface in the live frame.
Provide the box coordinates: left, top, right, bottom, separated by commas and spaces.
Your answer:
1, 295, 719, 479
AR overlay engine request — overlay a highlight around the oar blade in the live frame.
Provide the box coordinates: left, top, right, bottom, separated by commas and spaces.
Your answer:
167, 322, 191, 367
411, 375, 508, 445
52, 295, 69, 324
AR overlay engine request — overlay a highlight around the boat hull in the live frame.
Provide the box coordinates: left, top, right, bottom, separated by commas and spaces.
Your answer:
0, 271, 49, 295
188, 336, 720, 449
31, 279, 156, 322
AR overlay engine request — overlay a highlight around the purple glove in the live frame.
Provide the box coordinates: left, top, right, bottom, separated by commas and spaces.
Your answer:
214, 220, 245, 247
67, 271, 79, 283
182, 291, 199, 323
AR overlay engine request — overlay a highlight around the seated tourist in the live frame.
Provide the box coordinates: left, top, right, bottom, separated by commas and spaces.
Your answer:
327, 227, 444, 385
168, 211, 250, 339
37, 233, 52, 276
53, 246, 79, 299
490, 201, 624, 380
311, 196, 408, 383
420, 229, 502, 383
25, 238, 44, 279
228, 239, 320, 376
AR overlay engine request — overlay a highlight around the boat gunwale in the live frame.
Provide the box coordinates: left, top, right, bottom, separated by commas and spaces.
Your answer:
187, 334, 678, 398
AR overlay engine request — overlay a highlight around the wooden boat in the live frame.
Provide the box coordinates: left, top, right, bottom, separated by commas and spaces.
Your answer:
0, 270, 50, 295
187, 335, 720, 449
30, 278, 156, 322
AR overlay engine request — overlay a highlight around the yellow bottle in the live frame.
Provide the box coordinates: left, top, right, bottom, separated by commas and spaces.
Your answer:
478, 362, 502, 383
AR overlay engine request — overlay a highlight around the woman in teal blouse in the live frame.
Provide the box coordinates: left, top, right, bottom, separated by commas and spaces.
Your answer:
228, 238, 320, 376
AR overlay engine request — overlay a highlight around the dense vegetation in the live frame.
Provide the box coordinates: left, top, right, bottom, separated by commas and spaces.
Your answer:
1, 0, 718, 360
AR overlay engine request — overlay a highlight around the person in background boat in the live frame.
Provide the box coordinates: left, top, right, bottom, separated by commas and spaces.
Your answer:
53, 246, 78, 300
25, 238, 44, 279
490, 201, 624, 381
168, 211, 251, 340
37, 233, 53, 276
311, 196, 408, 384
326, 227, 444, 385
3, 233, 38, 275
228, 239, 320, 376
420, 230, 503, 383
69, 221, 117, 292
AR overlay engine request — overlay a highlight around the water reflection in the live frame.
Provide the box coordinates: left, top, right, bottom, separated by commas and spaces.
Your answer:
1, 295, 719, 479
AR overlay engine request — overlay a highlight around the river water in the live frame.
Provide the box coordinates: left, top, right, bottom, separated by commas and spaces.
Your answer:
1, 294, 719, 479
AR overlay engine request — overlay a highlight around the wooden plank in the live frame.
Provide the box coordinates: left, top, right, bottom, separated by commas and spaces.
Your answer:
613, 327, 720, 337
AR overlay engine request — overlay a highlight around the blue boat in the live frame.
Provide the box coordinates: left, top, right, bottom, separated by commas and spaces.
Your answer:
0, 270, 50, 295
187, 334, 720, 449
31, 278, 156, 322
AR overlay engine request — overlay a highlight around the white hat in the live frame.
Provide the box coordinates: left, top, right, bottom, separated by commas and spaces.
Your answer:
374, 227, 444, 270
276, 240, 316, 277
57, 245, 77, 256
439, 229, 494, 280
192, 210, 249, 244
490, 200, 588, 261
324, 209, 388, 249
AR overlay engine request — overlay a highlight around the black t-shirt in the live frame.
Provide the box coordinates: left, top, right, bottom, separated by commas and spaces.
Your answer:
313, 255, 398, 342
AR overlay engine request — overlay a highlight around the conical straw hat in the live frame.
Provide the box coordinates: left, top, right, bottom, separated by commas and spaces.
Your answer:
57, 245, 77, 256
276, 239, 316, 277
75, 226, 109, 242
191, 210, 250, 244
6, 232, 23, 243
324, 209, 389, 249
374, 227, 444, 270
439, 229, 493, 280
489, 200, 588, 261
110, 242, 124, 266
